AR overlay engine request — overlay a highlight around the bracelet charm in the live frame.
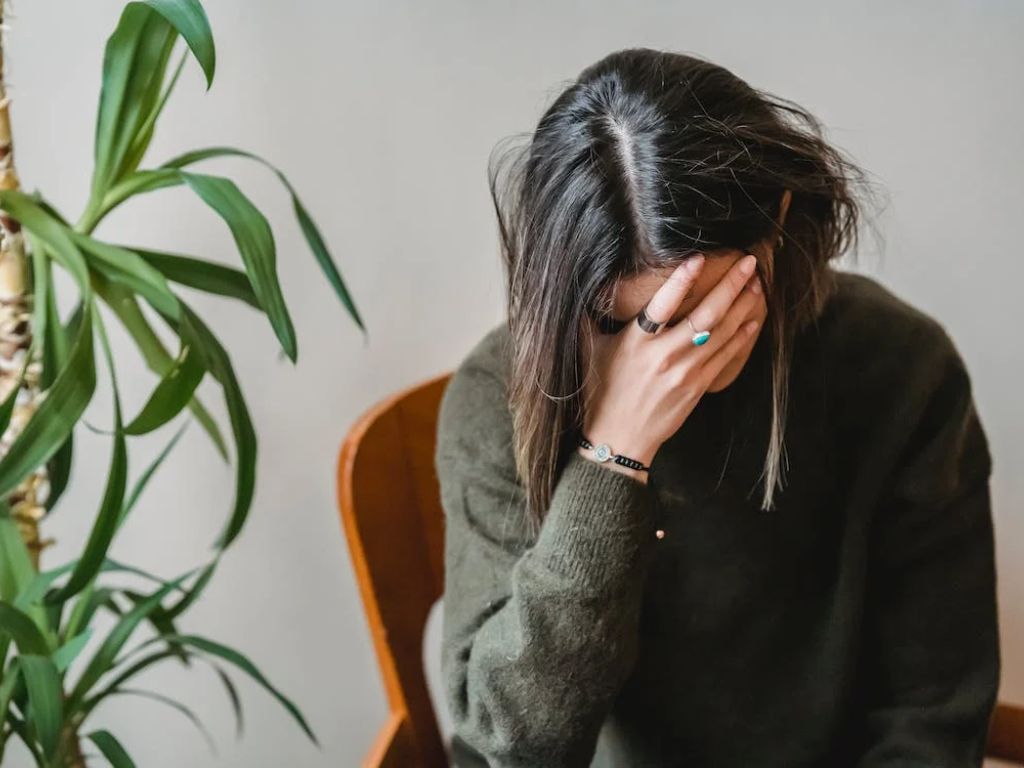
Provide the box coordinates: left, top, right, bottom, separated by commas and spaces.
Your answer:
578, 434, 650, 473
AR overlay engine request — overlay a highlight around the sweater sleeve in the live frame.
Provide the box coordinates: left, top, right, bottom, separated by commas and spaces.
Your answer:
436, 355, 659, 768
854, 339, 1000, 766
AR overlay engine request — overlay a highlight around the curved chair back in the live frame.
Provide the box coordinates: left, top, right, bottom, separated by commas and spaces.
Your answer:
337, 372, 452, 768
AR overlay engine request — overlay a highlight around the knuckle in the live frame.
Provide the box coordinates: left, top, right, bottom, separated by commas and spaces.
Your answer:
669, 366, 690, 390
728, 268, 749, 292
653, 349, 674, 375
689, 309, 711, 331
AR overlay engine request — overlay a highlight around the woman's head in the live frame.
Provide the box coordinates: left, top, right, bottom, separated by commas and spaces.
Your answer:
489, 47, 878, 530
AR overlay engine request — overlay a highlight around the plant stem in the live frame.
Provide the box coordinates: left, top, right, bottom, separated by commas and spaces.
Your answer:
0, 0, 49, 567
59, 721, 86, 768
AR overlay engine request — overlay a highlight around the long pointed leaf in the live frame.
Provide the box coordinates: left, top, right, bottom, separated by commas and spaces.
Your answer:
52, 629, 93, 672
88, 730, 136, 768
0, 303, 95, 499
91, 5, 175, 200
164, 634, 316, 745
120, 421, 189, 525
73, 232, 181, 319
164, 146, 366, 332
180, 172, 297, 361
0, 603, 49, 655
174, 306, 255, 547
47, 315, 127, 604
108, 687, 217, 754
1, 191, 91, 293
128, 246, 259, 308
19, 656, 62, 759
97, 278, 227, 460
69, 575, 187, 709
124, 342, 203, 436
0, 515, 35, 603
142, 0, 215, 87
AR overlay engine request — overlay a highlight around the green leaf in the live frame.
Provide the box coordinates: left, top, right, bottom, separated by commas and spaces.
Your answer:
90, 4, 176, 202
39, 286, 78, 512
163, 557, 217, 620
72, 232, 181, 320
212, 663, 243, 737
0, 659, 23, 736
94, 168, 298, 361
47, 314, 127, 605
174, 306, 256, 547
88, 729, 136, 767
52, 630, 93, 673
101, 559, 187, 594
120, 421, 189, 525
164, 634, 317, 745
97, 278, 228, 460
19, 656, 62, 759
0, 602, 50, 655
1, 190, 91, 294
0, 301, 94, 499
120, 51, 187, 180
142, 0, 215, 87
69, 575, 187, 709
63, 586, 117, 651
180, 172, 297, 361
82, 648, 183, 714
164, 146, 366, 333
97, 167, 180, 216
0, 514, 35, 603
124, 341, 204, 436
14, 561, 75, 610
129, 246, 259, 308
107, 687, 217, 754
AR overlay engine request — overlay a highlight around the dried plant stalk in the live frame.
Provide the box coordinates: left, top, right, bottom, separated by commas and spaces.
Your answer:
0, 2, 50, 568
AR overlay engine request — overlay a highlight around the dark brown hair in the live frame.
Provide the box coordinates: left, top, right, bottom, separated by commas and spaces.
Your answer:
488, 48, 882, 533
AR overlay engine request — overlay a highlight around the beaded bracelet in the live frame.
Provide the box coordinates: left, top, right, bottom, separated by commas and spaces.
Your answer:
577, 434, 650, 472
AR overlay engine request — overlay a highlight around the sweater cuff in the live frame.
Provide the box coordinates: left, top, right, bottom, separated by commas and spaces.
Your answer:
531, 450, 657, 590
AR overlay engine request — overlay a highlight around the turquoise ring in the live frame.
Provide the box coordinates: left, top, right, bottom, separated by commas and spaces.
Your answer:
686, 316, 711, 346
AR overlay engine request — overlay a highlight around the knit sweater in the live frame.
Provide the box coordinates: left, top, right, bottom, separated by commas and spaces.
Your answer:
435, 269, 999, 768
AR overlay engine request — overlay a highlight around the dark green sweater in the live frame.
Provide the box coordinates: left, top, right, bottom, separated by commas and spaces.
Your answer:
435, 269, 999, 768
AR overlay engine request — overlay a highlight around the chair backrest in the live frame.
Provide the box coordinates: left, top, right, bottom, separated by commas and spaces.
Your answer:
337, 371, 452, 768
337, 371, 1024, 767
989, 702, 1024, 764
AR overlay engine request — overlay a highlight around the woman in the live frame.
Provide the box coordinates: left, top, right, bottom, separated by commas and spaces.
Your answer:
435, 48, 998, 767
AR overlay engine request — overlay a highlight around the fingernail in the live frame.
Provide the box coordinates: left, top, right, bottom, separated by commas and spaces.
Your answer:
739, 254, 756, 275
750, 276, 762, 294
685, 255, 704, 273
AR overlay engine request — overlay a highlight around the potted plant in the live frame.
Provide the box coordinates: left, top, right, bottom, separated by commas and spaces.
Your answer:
0, 0, 364, 764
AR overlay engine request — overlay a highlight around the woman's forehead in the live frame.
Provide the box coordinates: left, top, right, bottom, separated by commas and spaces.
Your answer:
610, 252, 744, 318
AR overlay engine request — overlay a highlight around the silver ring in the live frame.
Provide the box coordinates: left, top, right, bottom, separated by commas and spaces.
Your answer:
636, 305, 663, 335
685, 316, 712, 347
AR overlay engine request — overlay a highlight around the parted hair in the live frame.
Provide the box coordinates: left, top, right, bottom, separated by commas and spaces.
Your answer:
488, 48, 881, 533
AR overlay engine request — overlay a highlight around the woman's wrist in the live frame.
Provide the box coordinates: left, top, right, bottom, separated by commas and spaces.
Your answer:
575, 445, 650, 485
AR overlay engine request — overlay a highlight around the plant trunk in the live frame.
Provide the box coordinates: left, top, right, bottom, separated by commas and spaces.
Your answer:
0, 0, 49, 568
59, 723, 86, 768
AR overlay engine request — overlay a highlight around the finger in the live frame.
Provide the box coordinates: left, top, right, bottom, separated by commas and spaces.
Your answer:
696, 316, 761, 392
660, 253, 758, 345
634, 255, 705, 330
668, 276, 762, 362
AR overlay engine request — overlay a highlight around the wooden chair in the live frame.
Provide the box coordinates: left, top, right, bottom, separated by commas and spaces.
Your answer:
336, 372, 1024, 767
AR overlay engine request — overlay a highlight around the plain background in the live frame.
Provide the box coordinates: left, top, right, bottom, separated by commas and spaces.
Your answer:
3, 1, 1021, 766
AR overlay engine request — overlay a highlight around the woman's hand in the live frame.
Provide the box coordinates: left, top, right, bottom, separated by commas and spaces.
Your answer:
579, 253, 765, 482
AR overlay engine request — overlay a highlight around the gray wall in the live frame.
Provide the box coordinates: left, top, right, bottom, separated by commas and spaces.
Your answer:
4, 1, 1021, 765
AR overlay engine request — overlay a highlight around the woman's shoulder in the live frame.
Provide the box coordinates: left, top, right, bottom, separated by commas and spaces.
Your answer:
811, 269, 983, 460
815, 268, 969, 386
436, 321, 515, 472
